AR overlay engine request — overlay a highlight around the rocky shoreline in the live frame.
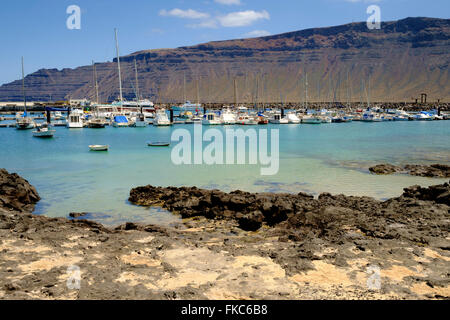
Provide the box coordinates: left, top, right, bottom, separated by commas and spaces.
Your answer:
369, 163, 450, 178
1, 168, 449, 300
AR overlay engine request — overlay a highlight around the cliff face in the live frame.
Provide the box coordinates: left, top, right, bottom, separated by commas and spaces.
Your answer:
0, 17, 449, 103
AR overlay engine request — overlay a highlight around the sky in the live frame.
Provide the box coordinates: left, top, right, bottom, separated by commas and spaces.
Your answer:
0, 0, 448, 85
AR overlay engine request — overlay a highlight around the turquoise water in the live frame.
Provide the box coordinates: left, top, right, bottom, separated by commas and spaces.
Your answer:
0, 120, 448, 226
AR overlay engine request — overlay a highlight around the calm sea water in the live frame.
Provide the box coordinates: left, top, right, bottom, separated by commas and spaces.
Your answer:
0, 119, 448, 226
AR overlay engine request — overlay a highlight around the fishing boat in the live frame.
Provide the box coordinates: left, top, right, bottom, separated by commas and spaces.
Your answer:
286, 112, 301, 124
220, 107, 236, 125
16, 57, 35, 130
202, 112, 222, 125
89, 145, 108, 151
32, 123, 55, 138
66, 109, 84, 128
153, 109, 171, 126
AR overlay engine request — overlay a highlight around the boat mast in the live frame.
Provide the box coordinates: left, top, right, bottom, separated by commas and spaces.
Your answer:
254, 77, 259, 110
21, 56, 27, 114
305, 72, 308, 110
346, 69, 350, 109
92, 61, 99, 104
134, 59, 140, 101
114, 28, 123, 106
367, 73, 371, 110
134, 58, 142, 114
196, 77, 200, 106
234, 78, 238, 107
183, 72, 186, 104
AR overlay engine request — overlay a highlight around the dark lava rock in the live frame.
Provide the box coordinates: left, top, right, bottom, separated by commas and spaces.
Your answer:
129, 185, 317, 231
369, 164, 402, 175
238, 211, 264, 231
69, 212, 88, 218
0, 168, 40, 212
369, 163, 450, 178
404, 164, 450, 178
402, 181, 450, 205
130, 180, 450, 245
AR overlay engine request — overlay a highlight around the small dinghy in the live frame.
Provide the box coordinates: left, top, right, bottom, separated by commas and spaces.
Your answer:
147, 141, 170, 147
33, 124, 55, 138
89, 145, 109, 151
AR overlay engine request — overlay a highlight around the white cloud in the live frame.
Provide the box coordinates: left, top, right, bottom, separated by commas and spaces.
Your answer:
159, 8, 210, 19
218, 10, 270, 27
244, 30, 271, 37
214, 0, 242, 5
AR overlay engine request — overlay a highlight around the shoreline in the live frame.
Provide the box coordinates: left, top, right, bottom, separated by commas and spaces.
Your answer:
1, 168, 449, 299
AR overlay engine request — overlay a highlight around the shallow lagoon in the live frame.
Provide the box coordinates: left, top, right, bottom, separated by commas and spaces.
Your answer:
0, 120, 448, 226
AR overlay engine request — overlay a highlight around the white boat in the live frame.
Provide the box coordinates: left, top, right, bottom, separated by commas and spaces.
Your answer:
320, 116, 332, 123
89, 145, 108, 151
203, 112, 222, 125
286, 112, 301, 124
412, 112, 433, 121
33, 124, 55, 138
153, 109, 171, 126
301, 115, 322, 124
16, 58, 35, 130
16, 116, 36, 130
132, 113, 147, 127
361, 112, 382, 122
236, 113, 257, 125
269, 113, 289, 124
66, 109, 84, 128
88, 117, 107, 128
220, 108, 236, 125
393, 110, 410, 121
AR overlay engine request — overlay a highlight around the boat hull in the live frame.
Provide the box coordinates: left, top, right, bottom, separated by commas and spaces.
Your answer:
89, 145, 108, 151
33, 130, 55, 138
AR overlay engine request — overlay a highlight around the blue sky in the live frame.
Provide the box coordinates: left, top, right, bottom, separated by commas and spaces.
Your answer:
0, 0, 448, 85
